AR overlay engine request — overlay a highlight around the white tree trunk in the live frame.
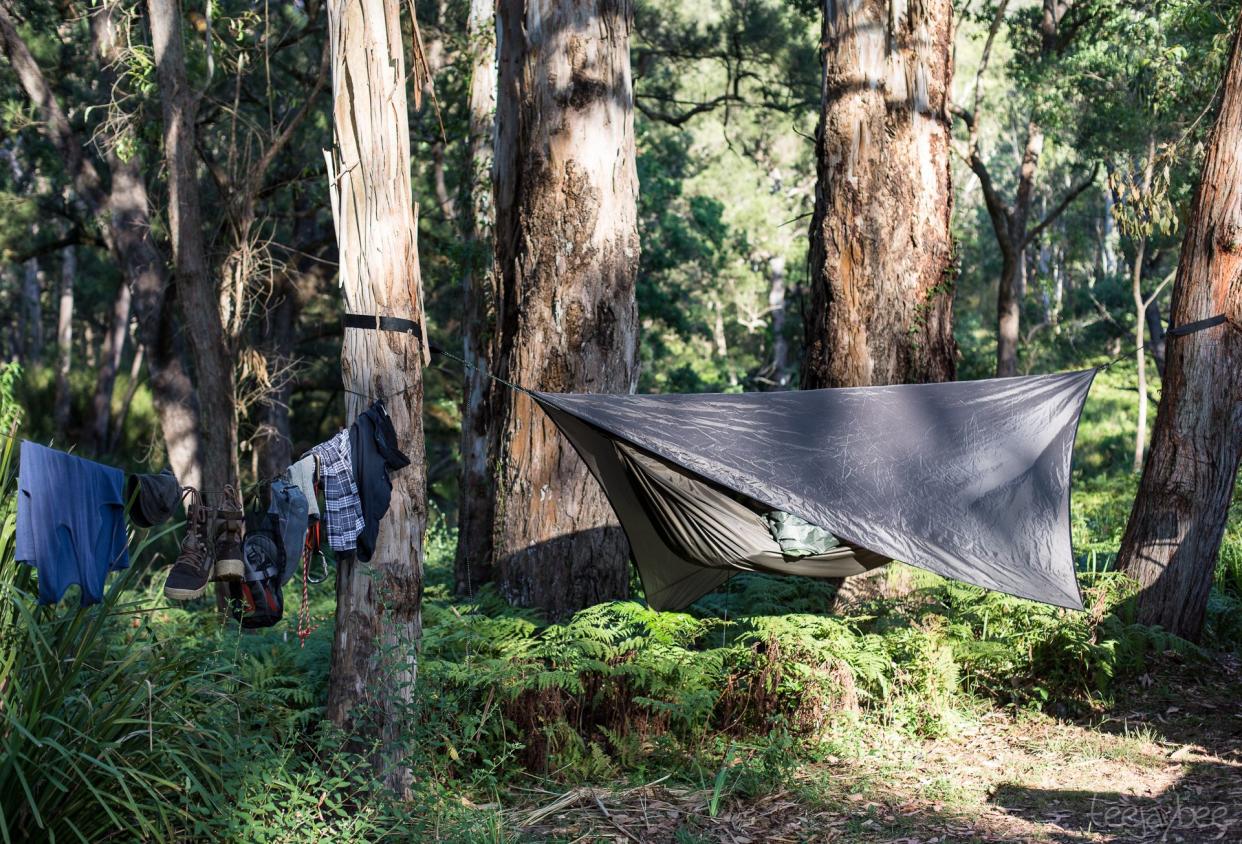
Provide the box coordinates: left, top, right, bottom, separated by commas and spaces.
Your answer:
53, 244, 74, 438
455, 0, 499, 593
1132, 136, 1157, 473
324, 0, 427, 793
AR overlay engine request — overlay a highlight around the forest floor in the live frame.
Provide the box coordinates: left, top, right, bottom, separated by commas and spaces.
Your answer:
509, 654, 1242, 843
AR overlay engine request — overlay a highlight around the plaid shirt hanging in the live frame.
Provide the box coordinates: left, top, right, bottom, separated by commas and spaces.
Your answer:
308, 429, 365, 553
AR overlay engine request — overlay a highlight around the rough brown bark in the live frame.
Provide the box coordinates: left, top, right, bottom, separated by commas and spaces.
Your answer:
801, 0, 957, 389
455, 0, 499, 595
323, 0, 427, 792
491, 0, 640, 619
1115, 15, 1242, 642
147, 0, 239, 493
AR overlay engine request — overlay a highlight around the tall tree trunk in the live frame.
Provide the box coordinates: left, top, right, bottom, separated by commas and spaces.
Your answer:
1145, 298, 1166, 375
710, 297, 738, 387
324, 0, 427, 793
1115, 16, 1242, 642
20, 253, 43, 364
89, 278, 131, 454
110, 342, 145, 453
53, 245, 74, 439
96, 0, 200, 484
255, 275, 300, 482
491, 0, 640, 618
1099, 179, 1119, 280
764, 255, 789, 388
147, 0, 238, 493
2, 266, 17, 362
109, 158, 202, 487
995, 121, 1044, 377
0, 0, 202, 485
960, 0, 1096, 378
801, 0, 956, 389
996, 249, 1022, 377
455, 0, 499, 595
1130, 136, 1157, 473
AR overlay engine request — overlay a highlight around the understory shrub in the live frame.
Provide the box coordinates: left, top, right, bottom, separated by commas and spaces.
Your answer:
0, 441, 228, 841
410, 564, 1212, 788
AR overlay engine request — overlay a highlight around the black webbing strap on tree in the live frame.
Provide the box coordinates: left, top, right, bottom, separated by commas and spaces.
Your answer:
1099, 312, 1232, 370
1166, 313, 1228, 337
342, 312, 532, 397
343, 313, 422, 336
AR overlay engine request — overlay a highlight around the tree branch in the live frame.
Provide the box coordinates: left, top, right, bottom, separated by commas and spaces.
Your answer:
968, 0, 1011, 158
1021, 163, 1100, 249
969, 152, 1015, 256
244, 36, 330, 201
1143, 266, 1177, 309
3, 230, 92, 263
948, 101, 974, 132
635, 93, 744, 127
0, 3, 107, 213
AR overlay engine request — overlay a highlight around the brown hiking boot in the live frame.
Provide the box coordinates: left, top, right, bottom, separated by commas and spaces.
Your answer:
164, 488, 214, 600
211, 485, 245, 583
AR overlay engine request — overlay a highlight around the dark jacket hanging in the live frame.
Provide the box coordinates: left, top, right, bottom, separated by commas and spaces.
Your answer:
349, 401, 411, 562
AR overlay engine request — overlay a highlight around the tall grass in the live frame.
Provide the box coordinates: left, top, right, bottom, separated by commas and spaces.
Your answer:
0, 417, 229, 841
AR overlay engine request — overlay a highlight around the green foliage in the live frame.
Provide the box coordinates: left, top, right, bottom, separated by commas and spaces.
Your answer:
908, 576, 1194, 710
0, 468, 225, 840
0, 364, 21, 435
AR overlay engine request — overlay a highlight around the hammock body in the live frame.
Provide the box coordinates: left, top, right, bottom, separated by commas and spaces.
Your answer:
533, 370, 1096, 612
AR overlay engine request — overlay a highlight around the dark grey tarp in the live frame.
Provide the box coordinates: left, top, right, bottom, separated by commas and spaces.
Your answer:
532, 369, 1096, 612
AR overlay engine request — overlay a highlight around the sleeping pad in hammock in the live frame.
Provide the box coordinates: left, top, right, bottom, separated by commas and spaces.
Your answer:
530, 369, 1096, 613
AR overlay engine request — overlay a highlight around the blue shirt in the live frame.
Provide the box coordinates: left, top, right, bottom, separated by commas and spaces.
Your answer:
16, 441, 129, 606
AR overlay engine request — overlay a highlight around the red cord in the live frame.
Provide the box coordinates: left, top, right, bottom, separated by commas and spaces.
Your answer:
296, 520, 320, 646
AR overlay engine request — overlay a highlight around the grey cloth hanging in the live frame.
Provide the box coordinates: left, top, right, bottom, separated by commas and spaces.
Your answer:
285, 455, 320, 520
125, 468, 180, 529
532, 370, 1096, 612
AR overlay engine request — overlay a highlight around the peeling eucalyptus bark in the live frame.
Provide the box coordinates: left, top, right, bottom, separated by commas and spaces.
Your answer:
802, 0, 957, 389
324, 0, 427, 792
492, 0, 640, 619
455, 0, 499, 595
1116, 16, 1242, 642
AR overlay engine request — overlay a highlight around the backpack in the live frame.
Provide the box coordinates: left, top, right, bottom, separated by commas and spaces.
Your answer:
226, 510, 285, 629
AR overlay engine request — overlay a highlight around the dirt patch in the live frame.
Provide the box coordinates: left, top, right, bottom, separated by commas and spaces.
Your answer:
502, 655, 1242, 842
